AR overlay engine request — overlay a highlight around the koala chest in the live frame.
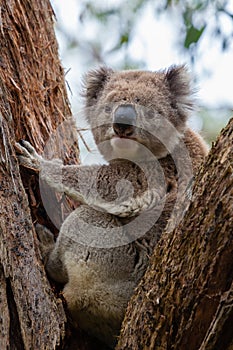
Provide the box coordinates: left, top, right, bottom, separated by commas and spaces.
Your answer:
96, 159, 176, 198
95, 160, 148, 202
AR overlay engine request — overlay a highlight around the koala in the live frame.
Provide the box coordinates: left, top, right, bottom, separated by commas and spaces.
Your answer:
17, 65, 208, 348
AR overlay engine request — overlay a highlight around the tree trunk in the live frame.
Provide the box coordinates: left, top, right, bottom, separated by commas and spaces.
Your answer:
116, 117, 233, 350
0, 0, 81, 349
0, 113, 65, 349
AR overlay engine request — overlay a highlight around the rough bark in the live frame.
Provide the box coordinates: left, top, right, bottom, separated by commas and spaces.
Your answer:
0, 0, 74, 349
116, 117, 233, 350
0, 113, 66, 349
0, 265, 10, 349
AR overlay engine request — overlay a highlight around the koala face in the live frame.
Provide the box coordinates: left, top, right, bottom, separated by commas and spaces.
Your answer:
82, 65, 194, 161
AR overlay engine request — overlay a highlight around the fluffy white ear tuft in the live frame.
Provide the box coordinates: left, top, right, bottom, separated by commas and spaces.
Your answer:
165, 65, 195, 114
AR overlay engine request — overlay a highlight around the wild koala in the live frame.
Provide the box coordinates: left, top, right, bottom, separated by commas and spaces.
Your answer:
17, 65, 208, 348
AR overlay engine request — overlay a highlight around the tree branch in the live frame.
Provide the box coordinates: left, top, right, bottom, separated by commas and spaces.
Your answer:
117, 118, 233, 350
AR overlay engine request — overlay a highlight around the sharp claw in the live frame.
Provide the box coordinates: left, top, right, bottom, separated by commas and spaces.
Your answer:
15, 142, 24, 154
20, 140, 36, 154
15, 140, 41, 171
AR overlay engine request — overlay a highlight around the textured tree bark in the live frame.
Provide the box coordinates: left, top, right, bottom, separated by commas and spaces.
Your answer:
116, 117, 233, 350
0, 113, 66, 349
0, 0, 75, 349
0, 265, 10, 349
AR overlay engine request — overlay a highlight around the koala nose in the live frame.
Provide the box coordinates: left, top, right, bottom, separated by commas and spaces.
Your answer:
113, 105, 136, 137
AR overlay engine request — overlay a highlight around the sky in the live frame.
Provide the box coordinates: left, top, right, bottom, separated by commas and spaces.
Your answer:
51, 0, 233, 111
50, 0, 232, 162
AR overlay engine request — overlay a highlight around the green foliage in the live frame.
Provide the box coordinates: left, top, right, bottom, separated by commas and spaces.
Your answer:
169, 0, 229, 52
52, 0, 232, 139
199, 108, 232, 144
184, 25, 206, 48
54, 0, 233, 68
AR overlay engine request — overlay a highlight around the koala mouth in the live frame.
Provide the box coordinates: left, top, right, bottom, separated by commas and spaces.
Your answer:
112, 134, 136, 140
111, 130, 139, 153
112, 132, 138, 145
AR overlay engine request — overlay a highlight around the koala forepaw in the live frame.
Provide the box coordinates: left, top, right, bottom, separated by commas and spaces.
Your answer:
15, 140, 42, 172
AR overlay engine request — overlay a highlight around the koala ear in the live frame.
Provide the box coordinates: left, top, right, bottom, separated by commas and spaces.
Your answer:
82, 66, 114, 106
165, 65, 195, 114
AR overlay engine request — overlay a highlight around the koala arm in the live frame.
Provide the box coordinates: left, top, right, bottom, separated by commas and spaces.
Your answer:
16, 141, 164, 217
16, 140, 95, 204
48, 163, 163, 217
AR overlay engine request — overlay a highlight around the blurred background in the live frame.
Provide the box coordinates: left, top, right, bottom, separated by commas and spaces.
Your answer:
50, 0, 233, 160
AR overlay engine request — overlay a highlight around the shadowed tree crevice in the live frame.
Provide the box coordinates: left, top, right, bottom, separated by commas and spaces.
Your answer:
7, 279, 25, 350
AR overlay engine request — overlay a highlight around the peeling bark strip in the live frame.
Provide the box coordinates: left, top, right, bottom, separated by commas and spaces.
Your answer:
117, 117, 233, 350
0, 0, 71, 145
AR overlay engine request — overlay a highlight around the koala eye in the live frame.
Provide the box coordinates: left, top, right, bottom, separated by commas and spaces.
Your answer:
134, 97, 140, 103
104, 105, 112, 113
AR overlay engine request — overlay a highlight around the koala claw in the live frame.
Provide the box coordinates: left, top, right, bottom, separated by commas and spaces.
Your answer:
92, 202, 136, 217
15, 140, 42, 171
91, 189, 162, 218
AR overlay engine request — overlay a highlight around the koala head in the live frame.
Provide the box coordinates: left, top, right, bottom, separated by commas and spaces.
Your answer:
82, 65, 194, 161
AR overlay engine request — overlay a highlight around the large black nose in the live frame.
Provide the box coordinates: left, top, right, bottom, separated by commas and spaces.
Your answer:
113, 105, 136, 137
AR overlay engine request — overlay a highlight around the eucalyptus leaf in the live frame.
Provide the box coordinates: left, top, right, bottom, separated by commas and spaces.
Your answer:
184, 25, 206, 48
